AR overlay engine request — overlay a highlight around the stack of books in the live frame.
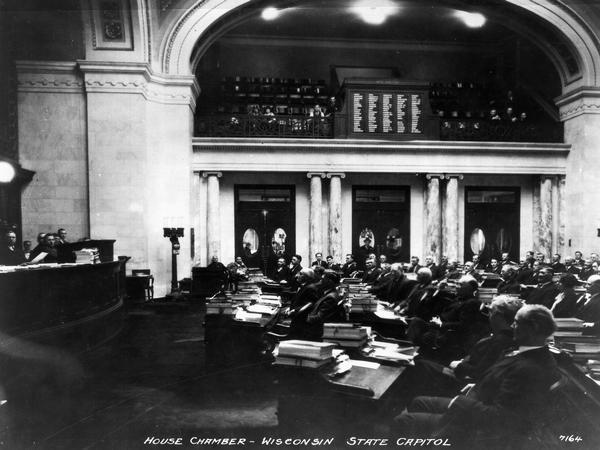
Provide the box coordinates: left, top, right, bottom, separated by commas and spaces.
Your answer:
561, 339, 600, 359
274, 340, 337, 368
554, 318, 585, 339
344, 283, 378, 313
206, 299, 236, 316
322, 323, 370, 348
74, 248, 99, 264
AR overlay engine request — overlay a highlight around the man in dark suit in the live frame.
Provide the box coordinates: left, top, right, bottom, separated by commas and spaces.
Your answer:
287, 268, 321, 334
407, 256, 422, 274
272, 257, 291, 284
0, 230, 26, 265
424, 255, 441, 280
288, 254, 303, 289
395, 304, 560, 446
497, 265, 521, 295
361, 258, 382, 284
577, 275, 600, 332
341, 254, 358, 278
564, 256, 581, 276
291, 271, 344, 340
550, 253, 566, 273
311, 252, 327, 268
471, 254, 485, 272
28, 233, 58, 263
525, 267, 560, 308
574, 250, 584, 267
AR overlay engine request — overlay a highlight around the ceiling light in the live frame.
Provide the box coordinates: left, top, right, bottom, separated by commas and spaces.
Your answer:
454, 10, 486, 28
261, 7, 280, 21
0, 161, 15, 183
350, 0, 400, 25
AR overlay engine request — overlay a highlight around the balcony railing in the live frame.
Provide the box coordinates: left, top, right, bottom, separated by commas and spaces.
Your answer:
194, 114, 334, 138
194, 114, 563, 143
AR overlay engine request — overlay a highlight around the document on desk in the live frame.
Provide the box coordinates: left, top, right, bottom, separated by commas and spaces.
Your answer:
29, 252, 48, 264
350, 360, 380, 369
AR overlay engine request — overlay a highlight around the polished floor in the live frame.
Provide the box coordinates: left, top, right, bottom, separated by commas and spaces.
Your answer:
1, 302, 280, 450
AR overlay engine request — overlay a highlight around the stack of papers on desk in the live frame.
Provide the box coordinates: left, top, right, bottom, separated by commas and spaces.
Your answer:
74, 248, 98, 264
246, 303, 278, 315
323, 323, 370, 348
555, 318, 585, 330
234, 309, 264, 323
362, 340, 415, 363
206, 301, 236, 315
274, 340, 337, 368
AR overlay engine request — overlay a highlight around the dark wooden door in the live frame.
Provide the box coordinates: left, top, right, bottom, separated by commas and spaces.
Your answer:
464, 187, 520, 264
352, 186, 411, 265
235, 186, 295, 277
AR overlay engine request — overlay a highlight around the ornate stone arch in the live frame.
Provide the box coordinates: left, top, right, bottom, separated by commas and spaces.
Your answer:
158, 0, 600, 93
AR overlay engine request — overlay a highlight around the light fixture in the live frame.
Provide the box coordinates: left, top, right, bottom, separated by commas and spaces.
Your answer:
0, 161, 15, 183
454, 10, 486, 28
350, 0, 400, 25
261, 7, 280, 21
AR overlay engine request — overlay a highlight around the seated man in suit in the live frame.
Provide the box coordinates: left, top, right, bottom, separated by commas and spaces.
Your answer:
550, 253, 566, 273
525, 267, 560, 309
288, 254, 303, 289
471, 254, 485, 272
341, 254, 358, 278
406, 256, 422, 274
394, 304, 560, 447
361, 257, 382, 284
576, 274, 600, 334
500, 252, 516, 267
395, 296, 521, 406
311, 252, 327, 268
28, 232, 58, 263
272, 257, 291, 284
564, 256, 581, 275
550, 273, 580, 318
290, 271, 344, 340
497, 264, 521, 294
579, 259, 596, 281
486, 258, 501, 274
0, 230, 26, 265
424, 255, 441, 280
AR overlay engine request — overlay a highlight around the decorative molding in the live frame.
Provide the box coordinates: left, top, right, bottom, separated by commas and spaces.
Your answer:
16, 61, 84, 93
78, 61, 200, 109
306, 172, 326, 179
444, 174, 464, 180
555, 86, 600, 120
88, 0, 134, 51
164, 0, 207, 73
425, 174, 444, 180
326, 173, 346, 179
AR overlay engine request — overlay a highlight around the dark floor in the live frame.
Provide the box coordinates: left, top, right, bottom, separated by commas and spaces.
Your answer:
1, 302, 281, 450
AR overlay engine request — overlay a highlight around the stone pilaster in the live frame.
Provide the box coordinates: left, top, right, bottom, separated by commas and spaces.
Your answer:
307, 173, 325, 261
327, 173, 345, 263
425, 174, 443, 263
203, 172, 222, 261
443, 174, 462, 262
536, 176, 553, 260
557, 176, 566, 257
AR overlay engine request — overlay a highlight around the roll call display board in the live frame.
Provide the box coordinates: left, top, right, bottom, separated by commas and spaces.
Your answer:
351, 90, 424, 135
336, 78, 437, 140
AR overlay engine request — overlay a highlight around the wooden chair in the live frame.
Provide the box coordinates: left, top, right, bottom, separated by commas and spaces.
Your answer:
131, 269, 154, 301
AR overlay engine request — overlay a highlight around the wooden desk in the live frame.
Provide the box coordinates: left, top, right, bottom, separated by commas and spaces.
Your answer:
0, 261, 125, 350
275, 359, 404, 435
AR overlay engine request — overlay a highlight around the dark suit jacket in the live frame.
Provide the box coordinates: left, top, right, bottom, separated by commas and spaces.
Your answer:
497, 279, 521, 295
28, 244, 58, 263
551, 262, 566, 273
577, 293, 600, 323
291, 289, 343, 340
407, 264, 422, 274
290, 282, 320, 310
447, 346, 559, 433
341, 261, 357, 278
550, 288, 579, 318
272, 266, 291, 284
453, 330, 515, 381
362, 267, 382, 284
525, 282, 560, 309
311, 260, 327, 268
565, 265, 581, 276
0, 246, 26, 265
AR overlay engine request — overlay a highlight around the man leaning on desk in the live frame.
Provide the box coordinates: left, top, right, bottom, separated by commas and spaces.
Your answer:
394, 304, 560, 447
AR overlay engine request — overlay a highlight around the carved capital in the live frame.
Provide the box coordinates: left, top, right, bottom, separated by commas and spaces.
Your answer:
202, 171, 222, 178
444, 174, 464, 180
425, 173, 444, 180
307, 172, 326, 179
326, 172, 346, 179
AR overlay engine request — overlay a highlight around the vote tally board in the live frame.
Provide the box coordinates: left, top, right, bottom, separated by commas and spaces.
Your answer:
340, 80, 437, 140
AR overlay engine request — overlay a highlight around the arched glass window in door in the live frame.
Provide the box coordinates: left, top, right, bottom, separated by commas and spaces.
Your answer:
272, 227, 287, 256
495, 228, 512, 254
359, 228, 375, 248
470, 228, 486, 255
242, 228, 259, 256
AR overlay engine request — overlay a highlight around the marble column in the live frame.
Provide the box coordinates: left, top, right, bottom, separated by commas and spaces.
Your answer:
558, 176, 566, 257
327, 173, 345, 263
551, 176, 560, 255
307, 173, 325, 260
203, 172, 222, 261
443, 174, 462, 262
537, 176, 553, 260
425, 174, 443, 263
